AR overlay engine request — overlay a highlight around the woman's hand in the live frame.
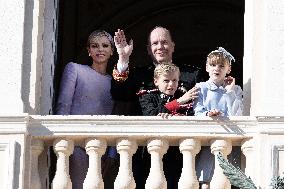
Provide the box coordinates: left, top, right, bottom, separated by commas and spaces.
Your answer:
114, 29, 133, 63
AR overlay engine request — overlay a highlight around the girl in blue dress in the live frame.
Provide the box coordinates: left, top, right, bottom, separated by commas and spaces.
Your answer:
194, 47, 243, 189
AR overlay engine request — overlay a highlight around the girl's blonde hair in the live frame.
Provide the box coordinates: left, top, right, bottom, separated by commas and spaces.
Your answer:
207, 47, 235, 65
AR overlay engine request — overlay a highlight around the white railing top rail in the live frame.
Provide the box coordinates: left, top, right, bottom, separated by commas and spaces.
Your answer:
2, 115, 284, 145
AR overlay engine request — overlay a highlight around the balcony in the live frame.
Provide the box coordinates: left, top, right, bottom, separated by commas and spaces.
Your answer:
1, 115, 284, 189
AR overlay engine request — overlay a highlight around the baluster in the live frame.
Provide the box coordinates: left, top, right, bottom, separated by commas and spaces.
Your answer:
52, 138, 74, 189
30, 139, 44, 189
145, 139, 169, 189
178, 138, 201, 189
83, 138, 107, 189
210, 139, 232, 189
241, 138, 255, 182
114, 139, 137, 189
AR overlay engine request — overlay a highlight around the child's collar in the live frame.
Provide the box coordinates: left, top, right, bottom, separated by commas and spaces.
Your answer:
207, 79, 226, 91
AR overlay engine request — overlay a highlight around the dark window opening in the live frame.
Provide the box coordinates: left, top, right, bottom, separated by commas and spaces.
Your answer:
54, 0, 244, 109
50, 1, 245, 187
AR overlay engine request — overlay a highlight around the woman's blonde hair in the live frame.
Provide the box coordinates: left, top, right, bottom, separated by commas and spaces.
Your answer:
87, 30, 115, 50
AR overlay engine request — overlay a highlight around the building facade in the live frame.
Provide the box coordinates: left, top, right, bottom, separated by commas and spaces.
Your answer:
1, 0, 284, 188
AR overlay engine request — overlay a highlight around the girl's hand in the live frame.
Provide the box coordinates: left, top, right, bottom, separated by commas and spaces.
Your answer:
114, 29, 133, 63
207, 109, 223, 116
224, 76, 235, 92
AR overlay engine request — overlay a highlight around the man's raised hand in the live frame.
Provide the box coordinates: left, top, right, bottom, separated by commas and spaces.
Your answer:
114, 29, 133, 63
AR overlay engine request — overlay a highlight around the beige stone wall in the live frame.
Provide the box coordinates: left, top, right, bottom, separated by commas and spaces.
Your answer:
0, 116, 27, 189
0, 0, 25, 113
245, 0, 284, 116
2, 0, 284, 188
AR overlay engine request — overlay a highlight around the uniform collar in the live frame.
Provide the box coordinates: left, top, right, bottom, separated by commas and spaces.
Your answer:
159, 92, 174, 102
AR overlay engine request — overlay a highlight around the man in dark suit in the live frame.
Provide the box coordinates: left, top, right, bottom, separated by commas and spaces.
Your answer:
112, 26, 203, 115
111, 26, 204, 189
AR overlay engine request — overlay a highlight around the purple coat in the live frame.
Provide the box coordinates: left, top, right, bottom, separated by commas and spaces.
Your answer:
56, 62, 113, 115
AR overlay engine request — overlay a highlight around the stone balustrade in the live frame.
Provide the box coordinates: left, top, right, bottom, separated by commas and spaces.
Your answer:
25, 115, 258, 189
4, 115, 284, 189
34, 137, 251, 189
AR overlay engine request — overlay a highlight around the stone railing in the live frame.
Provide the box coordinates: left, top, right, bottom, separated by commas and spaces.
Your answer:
3, 115, 284, 189
27, 115, 258, 189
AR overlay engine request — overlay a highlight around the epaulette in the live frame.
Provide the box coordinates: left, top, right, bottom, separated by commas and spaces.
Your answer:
136, 88, 159, 96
